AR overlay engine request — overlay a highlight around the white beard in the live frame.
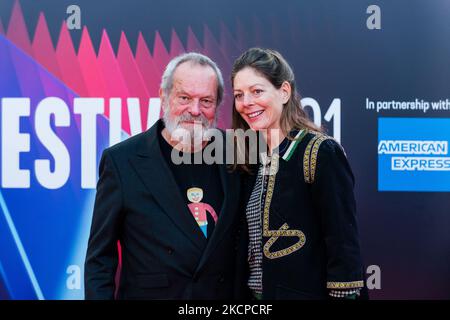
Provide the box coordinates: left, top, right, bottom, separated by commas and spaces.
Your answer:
162, 102, 216, 152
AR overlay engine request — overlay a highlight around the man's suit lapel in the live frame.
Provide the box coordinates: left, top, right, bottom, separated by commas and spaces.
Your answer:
128, 121, 207, 250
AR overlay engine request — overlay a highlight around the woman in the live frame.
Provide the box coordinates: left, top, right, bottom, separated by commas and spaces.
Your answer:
231, 48, 365, 300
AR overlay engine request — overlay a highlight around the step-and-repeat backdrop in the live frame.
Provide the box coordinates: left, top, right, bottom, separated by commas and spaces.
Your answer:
0, 0, 449, 299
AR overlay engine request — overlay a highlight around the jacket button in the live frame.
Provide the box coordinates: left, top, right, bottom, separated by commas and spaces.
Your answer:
219, 276, 225, 283
167, 247, 174, 254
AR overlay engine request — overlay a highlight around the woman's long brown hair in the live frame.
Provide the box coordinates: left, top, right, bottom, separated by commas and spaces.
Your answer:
231, 48, 322, 173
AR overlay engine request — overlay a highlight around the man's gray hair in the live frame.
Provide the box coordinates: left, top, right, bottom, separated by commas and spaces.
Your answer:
160, 52, 224, 107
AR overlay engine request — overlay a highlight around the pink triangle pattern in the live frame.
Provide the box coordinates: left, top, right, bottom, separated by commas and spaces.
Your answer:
56, 21, 89, 97
2, 0, 268, 130
32, 13, 61, 79
78, 27, 108, 97
7, 0, 32, 56
97, 29, 131, 132
117, 31, 151, 131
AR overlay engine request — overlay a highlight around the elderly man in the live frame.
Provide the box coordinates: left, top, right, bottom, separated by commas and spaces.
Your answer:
85, 53, 246, 299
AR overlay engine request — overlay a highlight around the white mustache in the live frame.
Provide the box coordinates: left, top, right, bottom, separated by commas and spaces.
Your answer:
176, 113, 210, 128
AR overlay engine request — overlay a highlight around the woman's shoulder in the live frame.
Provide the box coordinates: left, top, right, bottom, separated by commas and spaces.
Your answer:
299, 130, 345, 156
291, 130, 348, 183
289, 130, 343, 158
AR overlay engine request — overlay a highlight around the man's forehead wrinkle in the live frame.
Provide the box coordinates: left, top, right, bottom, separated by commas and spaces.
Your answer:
172, 77, 215, 98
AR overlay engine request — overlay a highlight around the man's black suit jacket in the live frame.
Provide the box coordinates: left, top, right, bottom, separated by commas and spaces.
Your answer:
84, 120, 247, 299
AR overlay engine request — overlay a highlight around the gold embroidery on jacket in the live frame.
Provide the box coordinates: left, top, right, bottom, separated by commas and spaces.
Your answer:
304, 133, 333, 184
327, 281, 364, 289
262, 154, 306, 259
